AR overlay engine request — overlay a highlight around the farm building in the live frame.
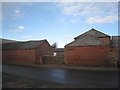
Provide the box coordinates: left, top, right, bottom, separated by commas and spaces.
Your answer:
53, 48, 64, 56
2, 39, 53, 64
64, 28, 111, 66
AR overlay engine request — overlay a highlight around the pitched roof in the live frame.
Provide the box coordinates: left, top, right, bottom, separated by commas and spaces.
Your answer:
112, 36, 120, 47
66, 35, 107, 47
74, 28, 110, 39
0, 38, 17, 43
2, 40, 46, 50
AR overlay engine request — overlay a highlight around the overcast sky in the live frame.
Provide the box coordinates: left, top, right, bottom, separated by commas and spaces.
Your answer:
2, 2, 118, 47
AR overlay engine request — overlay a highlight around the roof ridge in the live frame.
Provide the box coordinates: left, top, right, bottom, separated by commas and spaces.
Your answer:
27, 39, 47, 42
74, 28, 110, 39
90, 29, 110, 36
77, 34, 107, 44
66, 34, 107, 47
2, 39, 47, 50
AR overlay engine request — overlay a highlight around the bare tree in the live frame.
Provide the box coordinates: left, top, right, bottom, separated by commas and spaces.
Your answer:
52, 42, 58, 48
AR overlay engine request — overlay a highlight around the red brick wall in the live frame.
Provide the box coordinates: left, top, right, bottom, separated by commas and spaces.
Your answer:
55, 52, 64, 56
2, 49, 36, 64
99, 37, 110, 44
64, 46, 110, 66
42, 56, 64, 64
35, 40, 53, 64
2, 40, 53, 64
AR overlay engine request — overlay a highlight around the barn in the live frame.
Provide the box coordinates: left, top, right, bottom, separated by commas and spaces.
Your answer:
64, 28, 111, 66
2, 39, 53, 64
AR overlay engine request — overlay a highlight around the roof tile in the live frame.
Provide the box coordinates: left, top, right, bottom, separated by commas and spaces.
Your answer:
66, 35, 107, 46
74, 28, 110, 39
2, 40, 46, 50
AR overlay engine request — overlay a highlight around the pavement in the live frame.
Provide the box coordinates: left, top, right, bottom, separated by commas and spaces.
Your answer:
3, 63, 118, 72
2, 64, 118, 88
34, 64, 118, 71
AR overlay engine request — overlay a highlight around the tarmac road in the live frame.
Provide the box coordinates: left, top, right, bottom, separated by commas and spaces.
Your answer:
2, 64, 118, 88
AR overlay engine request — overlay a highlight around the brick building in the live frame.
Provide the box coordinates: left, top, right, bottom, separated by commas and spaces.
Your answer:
53, 48, 64, 56
64, 28, 111, 66
109, 36, 120, 66
2, 39, 53, 64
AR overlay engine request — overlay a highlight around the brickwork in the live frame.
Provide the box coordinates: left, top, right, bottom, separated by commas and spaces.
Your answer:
2, 40, 53, 64
35, 40, 53, 64
109, 46, 120, 66
42, 56, 64, 64
2, 50, 36, 64
64, 46, 110, 66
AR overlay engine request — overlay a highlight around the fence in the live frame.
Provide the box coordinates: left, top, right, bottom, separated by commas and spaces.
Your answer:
42, 55, 64, 64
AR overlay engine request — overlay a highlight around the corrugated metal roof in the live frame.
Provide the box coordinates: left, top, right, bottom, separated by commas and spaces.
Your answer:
2, 40, 46, 50
112, 36, 120, 47
74, 28, 110, 39
66, 35, 107, 47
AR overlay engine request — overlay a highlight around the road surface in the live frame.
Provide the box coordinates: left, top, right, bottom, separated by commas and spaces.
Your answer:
2, 64, 118, 88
